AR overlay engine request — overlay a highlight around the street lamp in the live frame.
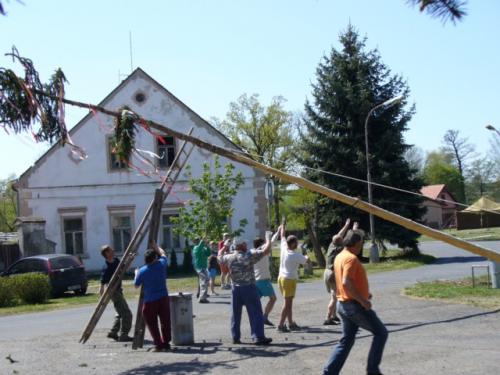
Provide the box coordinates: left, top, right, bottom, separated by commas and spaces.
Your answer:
486, 124, 500, 137
485, 124, 500, 288
364, 95, 404, 263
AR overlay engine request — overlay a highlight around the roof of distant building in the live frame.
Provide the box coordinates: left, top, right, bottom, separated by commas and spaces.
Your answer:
420, 184, 446, 200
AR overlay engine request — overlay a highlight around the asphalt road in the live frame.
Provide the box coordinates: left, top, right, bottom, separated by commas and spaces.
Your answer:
0, 241, 499, 374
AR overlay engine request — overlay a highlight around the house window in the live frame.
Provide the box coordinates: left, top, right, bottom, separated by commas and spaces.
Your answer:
156, 136, 176, 169
160, 213, 181, 251
63, 217, 85, 255
111, 214, 133, 254
108, 137, 127, 170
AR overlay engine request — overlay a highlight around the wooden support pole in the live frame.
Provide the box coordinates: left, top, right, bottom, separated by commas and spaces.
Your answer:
79, 129, 194, 344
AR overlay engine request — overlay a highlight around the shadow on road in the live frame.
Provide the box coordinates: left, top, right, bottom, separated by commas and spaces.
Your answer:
118, 357, 237, 375
386, 308, 500, 334
432, 256, 485, 265
118, 338, 340, 374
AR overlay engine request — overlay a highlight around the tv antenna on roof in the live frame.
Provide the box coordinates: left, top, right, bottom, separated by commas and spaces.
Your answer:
129, 31, 134, 73
117, 32, 135, 83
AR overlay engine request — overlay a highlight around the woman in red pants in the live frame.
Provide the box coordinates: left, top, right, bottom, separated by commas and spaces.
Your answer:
134, 242, 171, 352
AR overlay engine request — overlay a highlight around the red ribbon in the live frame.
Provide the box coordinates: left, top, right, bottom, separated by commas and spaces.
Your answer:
139, 118, 166, 144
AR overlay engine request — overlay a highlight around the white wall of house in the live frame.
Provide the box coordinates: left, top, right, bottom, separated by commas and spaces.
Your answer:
422, 201, 443, 228
17, 69, 268, 271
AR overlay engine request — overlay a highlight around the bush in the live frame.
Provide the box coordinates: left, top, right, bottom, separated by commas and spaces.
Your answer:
0, 277, 16, 307
11, 273, 51, 304
168, 248, 178, 274
182, 247, 194, 273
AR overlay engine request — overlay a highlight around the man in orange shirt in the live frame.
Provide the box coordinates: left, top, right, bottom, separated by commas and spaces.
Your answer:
323, 229, 388, 375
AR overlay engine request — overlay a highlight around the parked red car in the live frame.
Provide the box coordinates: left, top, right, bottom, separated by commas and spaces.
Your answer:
1, 254, 88, 297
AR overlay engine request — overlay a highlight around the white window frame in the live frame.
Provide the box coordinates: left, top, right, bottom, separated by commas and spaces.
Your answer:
155, 135, 177, 169
107, 136, 128, 172
58, 207, 87, 258
159, 206, 184, 253
108, 206, 135, 255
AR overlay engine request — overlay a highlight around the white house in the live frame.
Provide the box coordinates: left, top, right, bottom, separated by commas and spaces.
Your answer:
420, 184, 458, 229
15, 68, 268, 271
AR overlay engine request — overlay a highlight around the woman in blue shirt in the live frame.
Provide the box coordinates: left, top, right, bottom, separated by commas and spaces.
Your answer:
134, 242, 170, 352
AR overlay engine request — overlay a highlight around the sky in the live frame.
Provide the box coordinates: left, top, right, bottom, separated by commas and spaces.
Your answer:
1, 0, 499, 179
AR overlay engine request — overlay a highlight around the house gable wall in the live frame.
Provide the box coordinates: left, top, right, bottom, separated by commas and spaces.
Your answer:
18, 70, 267, 270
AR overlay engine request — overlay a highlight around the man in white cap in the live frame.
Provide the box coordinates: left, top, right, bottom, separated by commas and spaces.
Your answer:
218, 234, 273, 345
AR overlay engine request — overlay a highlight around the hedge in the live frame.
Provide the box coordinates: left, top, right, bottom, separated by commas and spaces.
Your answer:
0, 273, 51, 307
0, 277, 16, 307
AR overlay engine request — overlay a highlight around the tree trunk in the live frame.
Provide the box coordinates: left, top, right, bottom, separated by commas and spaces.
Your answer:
306, 219, 325, 268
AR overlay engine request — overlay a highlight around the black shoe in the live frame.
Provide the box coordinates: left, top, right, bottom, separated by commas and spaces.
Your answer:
163, 343, 171, 351
277, 325, 289, 333
264, 318, 275, 326
199, 299, 210, 304
107, 332, 119, 341
289, 323, 301, 331
333, 316, 341, 323
323, 318, 340, 326
232, 339, 242, 344
254, 337, 272, 345
118, 335, 133, 342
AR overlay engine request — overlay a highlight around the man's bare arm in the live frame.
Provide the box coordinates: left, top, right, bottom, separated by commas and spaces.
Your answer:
150, 241, 166, 258
336, 218, 351, 238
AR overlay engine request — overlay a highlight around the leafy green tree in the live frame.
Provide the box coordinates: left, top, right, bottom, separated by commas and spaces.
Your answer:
465, 157, 496, 202
213, 94, 295, 228
299, 25, 425, 251
172, 156, 247, 242
423, 151, 464, 202
404, 146, 425, 177
283, 188, 326, 267
0, 176, 17, 232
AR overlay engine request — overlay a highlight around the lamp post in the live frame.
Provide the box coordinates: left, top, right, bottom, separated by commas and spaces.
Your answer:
364, 95, 403, 263
485, 124, 500, 288
486, 124, 500, 137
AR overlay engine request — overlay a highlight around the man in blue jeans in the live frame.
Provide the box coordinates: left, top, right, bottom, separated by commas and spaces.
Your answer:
323, 229, 388, 375
218, 235, 273, 345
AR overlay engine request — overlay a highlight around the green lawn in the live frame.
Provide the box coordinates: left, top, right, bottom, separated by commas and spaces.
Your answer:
0, 274, 199, 317
298, 250, 435, 282
404, 276, 500, 309
419, 227, 500, 242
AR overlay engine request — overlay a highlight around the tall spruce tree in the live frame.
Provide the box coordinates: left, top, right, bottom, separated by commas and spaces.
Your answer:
300, 25, 425, 251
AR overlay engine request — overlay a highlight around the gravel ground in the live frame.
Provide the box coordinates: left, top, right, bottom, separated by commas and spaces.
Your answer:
1, 242, 499, 374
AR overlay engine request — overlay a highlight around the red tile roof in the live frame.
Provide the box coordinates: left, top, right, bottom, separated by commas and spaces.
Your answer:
420, 184, 446, 200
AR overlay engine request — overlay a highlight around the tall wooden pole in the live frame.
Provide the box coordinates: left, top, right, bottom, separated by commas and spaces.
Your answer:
142, 121, 500, 263
37, 96, 500, 263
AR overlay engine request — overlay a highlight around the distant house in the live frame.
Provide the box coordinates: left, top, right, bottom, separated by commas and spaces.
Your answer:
15, 69, 268, 271
420, 184, 458, 229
